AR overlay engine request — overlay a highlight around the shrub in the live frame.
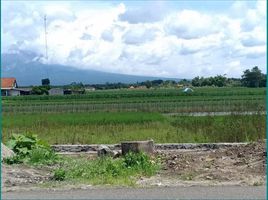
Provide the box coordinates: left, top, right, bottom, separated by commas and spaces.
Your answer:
5, 133, 59, 165
53, 168, 66, 181
123, 152, 158, 176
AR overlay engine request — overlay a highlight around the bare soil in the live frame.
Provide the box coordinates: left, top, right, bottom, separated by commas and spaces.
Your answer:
1, 141, 266, 192
139, 141, 266, 187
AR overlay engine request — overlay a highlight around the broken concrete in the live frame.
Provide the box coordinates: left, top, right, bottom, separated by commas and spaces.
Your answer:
121, 140, 154, 155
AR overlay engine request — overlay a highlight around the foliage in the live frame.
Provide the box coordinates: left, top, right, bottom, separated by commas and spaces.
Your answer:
32, 86, 51, 95
241, 66, 266, 87
123, 152, 157, 176
53, 168, 66, 181
4, 133, 59, 165
192, 75, 227, 87
52, 152, 159, 185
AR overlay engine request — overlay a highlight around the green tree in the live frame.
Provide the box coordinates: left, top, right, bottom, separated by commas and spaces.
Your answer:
213, 75, 227, 87
31, 86, 49, 95
192, 76, 201, 87
241, 66, 263, 87
144, 81, 152, 88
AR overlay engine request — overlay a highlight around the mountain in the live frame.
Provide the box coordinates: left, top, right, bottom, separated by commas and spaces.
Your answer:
1, 51, 180, 86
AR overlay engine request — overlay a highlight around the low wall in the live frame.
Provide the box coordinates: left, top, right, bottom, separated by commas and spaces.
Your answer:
52, 142, 248, 153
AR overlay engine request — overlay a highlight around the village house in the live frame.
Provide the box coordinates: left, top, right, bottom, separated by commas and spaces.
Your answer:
1, 78, 32, 96
1, 77, 20, 96
85, 86, 95, 92
48, 88, 64, 95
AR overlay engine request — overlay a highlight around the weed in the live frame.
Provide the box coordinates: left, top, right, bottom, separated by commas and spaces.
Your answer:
52, 152, 159, 186
53, 168, 66, 181
4, 133, 59, 165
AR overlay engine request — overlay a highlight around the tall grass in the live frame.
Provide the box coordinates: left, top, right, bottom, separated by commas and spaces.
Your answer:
2, 112, 265, 144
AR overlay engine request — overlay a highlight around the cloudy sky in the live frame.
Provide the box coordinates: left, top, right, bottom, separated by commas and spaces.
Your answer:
2, 0, 266, 78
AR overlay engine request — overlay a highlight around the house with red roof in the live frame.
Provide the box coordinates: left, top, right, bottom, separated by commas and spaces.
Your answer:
1, 78, 32, 96
1, 77, 20, 96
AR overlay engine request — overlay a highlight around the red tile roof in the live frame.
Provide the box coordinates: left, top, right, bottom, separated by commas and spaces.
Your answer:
1, 78, 17, 89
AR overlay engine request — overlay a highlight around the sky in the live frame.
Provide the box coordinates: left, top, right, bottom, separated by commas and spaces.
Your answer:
1, 0, 267, 78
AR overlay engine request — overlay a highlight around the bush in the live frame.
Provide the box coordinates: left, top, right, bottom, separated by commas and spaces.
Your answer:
123, 152, 157, 176
28, 147, 59, 165
53, 168, 66, 181
5, 133, 59, 165
4, 155, 23, 164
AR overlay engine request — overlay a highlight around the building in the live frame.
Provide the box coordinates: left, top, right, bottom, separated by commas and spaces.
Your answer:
48, 88, 64, 95
1, 77, 20, 96
85, 86, 95, 92
15, 88, 32, 95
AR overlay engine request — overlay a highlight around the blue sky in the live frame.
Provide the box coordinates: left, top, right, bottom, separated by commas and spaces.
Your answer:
1, 0, 266, 78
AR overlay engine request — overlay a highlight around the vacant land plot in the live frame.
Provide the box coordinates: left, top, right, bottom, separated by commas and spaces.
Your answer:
2, 141, 266, 192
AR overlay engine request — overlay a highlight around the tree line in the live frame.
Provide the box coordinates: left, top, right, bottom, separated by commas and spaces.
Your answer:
31, 66, 266, 94
192, 66, 266, 87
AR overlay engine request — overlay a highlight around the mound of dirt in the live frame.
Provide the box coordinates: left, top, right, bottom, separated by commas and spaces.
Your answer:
152, 140, 266, 186
1, 143, 15, 161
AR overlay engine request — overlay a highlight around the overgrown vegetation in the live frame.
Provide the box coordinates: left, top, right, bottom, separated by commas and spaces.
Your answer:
4, 134, 59, 165
2, 112, 265, 144
4, 134, 160, 186
52, 152, 160, 185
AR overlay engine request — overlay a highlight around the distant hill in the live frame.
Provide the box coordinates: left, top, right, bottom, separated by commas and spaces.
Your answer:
1, 51, 180, 86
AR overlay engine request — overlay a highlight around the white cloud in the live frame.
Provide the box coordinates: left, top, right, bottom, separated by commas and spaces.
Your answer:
122, 24, 160, 45
164, 10, 217, 39
2, 0, 266, 78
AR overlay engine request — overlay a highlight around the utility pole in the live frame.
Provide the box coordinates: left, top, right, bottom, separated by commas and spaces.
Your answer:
44, 15, 49, 80
44, 15, 48, 62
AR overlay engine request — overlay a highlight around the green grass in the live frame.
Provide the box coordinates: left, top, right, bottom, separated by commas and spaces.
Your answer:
2, 112, 265, 144
52, 152, 160, 186
4, 132, 160, 186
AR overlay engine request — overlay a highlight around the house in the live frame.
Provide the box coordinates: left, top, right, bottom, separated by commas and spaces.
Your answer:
15, 88, 32, 95
48, 88, 64, 95
85, 86, 95, 92
1, 77, 20, 96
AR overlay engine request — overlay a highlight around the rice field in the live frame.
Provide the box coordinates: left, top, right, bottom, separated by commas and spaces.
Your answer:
2, 87, 266, 144
1, 87, 266, 113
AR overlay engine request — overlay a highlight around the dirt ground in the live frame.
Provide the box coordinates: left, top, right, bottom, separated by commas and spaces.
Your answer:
1, 141, 266, 192
139, 140, 266, 187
